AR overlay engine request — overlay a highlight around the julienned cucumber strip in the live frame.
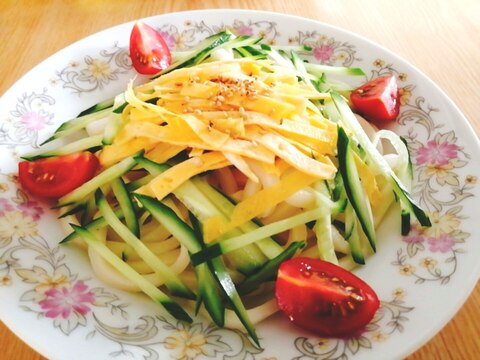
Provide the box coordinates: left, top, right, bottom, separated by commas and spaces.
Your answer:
208, 256, 260, 346
70, 224, 192, 323
219, 35, 263, 50
344, 203, 366, 264
331, 92, 431, 228
77, 97, 115, 117
188, 212, 224, 325
135, 194, 260, 341
304, 62, 365, 76
42, 107, 112, 145
102, 93, 126, 145
191, 178, 284, 259
58, 152, 141, 207
234, 46, 267, 59
135, 193, 225, 327
237, 241, 304, 295
59, 206, 129, 244
337, 126, 376, 252
80, 195, 96, 226
22, 135, 103, 161
136, 156, 269, 274
190, 207, 324, 265
152, 31, 233, 78
125, 173, 154, 191
111, 177, 140, 237
96, 190, 196, 300
58, 203, 85, 219
400, 136, 414, 235
134, 193, 202, 253
60, 216, 103, 244
195, 262, 224, 325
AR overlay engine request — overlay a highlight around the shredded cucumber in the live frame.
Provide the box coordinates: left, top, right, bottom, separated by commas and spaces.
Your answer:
18, 30, 433, 345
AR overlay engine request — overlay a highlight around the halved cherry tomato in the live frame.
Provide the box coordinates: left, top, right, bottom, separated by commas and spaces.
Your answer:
129, 21, 171, 75
350, 75, 400, 122
275, 257, 380, 337
18, 152, 99, 199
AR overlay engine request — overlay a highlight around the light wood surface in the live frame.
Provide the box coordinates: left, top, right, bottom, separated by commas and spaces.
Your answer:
0, 1, 479, 359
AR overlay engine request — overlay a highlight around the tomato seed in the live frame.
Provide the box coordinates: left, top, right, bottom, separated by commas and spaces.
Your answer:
301, 269, 312, 278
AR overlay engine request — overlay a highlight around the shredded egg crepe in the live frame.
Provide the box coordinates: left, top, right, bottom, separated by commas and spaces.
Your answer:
100, 58, 338, 240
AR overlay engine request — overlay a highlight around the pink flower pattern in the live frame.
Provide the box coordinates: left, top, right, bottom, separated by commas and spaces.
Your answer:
313, 44, 334, 62
20, 111, 47, 131
159, 31, 176, 49
416, 140, 459, 167
235, 25, 254, 36
39, 281, 95, 319
0, 198, 15, 216
427, 234, 456, 253
17, 201, 44, 221
402, 225, 425, 244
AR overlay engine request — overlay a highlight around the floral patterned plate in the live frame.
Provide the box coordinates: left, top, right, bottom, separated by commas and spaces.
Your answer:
1, 10, 479, 360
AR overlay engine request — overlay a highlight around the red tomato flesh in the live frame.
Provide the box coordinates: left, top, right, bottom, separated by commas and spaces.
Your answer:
275, 257, 380, 337
129, 21, 172, 75
350, 75, 400, 122
18, 152, 99, 199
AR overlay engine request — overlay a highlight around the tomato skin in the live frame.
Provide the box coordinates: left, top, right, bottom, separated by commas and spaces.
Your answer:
350, 75, 400, 122
275, 257, 380, 337
18, 152, 99, 199
129, 21, 172, 75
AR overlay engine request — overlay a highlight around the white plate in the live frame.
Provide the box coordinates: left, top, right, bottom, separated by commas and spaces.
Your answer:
1, 10, 479, 360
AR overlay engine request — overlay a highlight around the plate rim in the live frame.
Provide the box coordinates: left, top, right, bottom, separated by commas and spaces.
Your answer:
1, 8, 479, 360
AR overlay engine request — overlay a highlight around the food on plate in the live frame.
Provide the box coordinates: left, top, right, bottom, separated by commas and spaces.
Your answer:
18, 152, 99, 198
17, 26, 431, 344
130, 21, 172, 74
350, 75, 400, 122
276, 257, 380, 337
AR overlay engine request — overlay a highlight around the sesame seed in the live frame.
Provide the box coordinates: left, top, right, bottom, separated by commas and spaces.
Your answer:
191, 157, 204, 167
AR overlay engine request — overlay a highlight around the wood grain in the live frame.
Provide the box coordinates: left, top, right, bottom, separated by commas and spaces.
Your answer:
0, 1, 479, 359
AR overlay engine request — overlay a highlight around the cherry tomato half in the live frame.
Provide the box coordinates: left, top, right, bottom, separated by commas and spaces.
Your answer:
350, 75, 400, 122
275, 257, 380, 337
129, 21, 172, 75
18, 152, 99, 199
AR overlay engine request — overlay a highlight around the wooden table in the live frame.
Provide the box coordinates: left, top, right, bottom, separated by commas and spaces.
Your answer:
0, 1, 478, 359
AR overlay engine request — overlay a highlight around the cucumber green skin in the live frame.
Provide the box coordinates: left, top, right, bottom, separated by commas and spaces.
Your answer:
41, 108, 112, 145
22, 135, 103, 161
192, 178, 283, 260
60, 216, 105, 244
77, 97, 115, 117
59, 206, 131, 244
135, 194, 224, 327
207, 256, 260, 346
331, 92, 431, 228
188, 212, 224, 326
237, 241, 304, 295
344, 203, 366, 264
152, 32, 233, 79
136, 156, 269, 275
337, 126, 377, 252
111, 177, 140, 237
70, 224, 192, 323
134, 194, 201, 252
96, 190, 196, 300
190, 207, 322, 265
135, 194, 259, 346
57, 153, 141, 207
